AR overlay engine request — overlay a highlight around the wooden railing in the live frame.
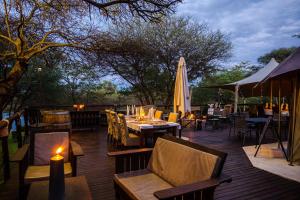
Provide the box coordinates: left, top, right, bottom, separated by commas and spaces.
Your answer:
70, 111, 101, 130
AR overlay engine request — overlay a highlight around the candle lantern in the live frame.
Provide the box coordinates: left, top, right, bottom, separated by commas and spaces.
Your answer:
49, 147, 65, 200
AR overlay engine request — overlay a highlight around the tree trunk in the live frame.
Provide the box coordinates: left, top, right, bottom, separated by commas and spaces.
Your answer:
0, 60, 27, 111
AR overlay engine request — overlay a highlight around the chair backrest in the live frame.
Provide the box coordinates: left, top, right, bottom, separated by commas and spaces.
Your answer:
118, 114, 129, 145
105, 109, 112, 135
143, 105, 156, 115
31, 130, 70, 166
110, 111, 120, 140
154, 110, 163, 120
148, 136, 226, 187
235, 116, 248, 129
168, 112, 178, 123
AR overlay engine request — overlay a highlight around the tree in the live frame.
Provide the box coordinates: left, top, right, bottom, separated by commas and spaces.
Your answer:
93, 17, 232, 106
258, 47, 297, 64
0, 0, 182, 111
60, 57, 105, 104
192, 62, 259, 105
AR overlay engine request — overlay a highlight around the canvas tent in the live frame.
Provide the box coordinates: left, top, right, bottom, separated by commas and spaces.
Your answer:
263, 47, 300, 165
223, 58, 279, 112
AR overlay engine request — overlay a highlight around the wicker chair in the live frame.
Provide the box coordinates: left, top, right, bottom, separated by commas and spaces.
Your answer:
118, 114, 140, 147
108, 135, 231, 200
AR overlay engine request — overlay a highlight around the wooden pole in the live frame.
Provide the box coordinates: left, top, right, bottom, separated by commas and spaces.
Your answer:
278, 80, 281, 148
290, 76, 297, 165
270, 80, 273, 110
234, 85, 239, 113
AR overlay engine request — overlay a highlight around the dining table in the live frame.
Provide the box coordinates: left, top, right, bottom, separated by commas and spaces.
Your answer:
125, 116, 181, 147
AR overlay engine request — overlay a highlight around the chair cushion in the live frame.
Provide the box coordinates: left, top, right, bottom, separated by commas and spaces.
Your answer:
34, 132, 69, 165
115, 170, 173, 200
25, 162, 72, 183
147, 137, 220, 186
123, 133, 140, 146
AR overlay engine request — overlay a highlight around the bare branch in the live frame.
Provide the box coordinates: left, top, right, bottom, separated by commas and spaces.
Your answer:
3, 0, 12, 39
0, 35, 16, 45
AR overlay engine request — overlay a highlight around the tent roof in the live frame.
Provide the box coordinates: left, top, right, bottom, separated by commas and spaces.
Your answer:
228, 58, 279, 86
266, 47, 300, 79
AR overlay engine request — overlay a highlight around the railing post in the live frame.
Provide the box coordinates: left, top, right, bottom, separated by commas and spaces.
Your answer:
1, 136, 10, 182
24, 108, 29, 142
16, 117, 22, 148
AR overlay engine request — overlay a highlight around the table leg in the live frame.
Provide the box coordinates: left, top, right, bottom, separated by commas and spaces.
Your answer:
139, 133, 145, 147
172, 127, 177, 137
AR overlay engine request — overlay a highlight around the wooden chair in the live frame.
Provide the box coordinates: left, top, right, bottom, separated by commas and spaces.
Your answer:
154, 110, 163, 120
108, 135, 231, 200
118, 114, 140, 147
105, 109, 113, 142
10, 129, 84, 199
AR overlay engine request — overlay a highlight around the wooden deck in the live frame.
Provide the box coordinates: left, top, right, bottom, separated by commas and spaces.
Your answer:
1, 126, 300, 200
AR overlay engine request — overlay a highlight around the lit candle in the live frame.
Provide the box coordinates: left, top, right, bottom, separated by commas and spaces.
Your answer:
49, 147, 65, 200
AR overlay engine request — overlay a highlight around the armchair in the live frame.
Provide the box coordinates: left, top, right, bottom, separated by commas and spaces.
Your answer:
108, 135, 231, 200
10, 129, 84, 199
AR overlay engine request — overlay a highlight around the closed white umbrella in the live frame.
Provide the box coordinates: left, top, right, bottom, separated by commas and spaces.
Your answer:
174, 57, 191, 117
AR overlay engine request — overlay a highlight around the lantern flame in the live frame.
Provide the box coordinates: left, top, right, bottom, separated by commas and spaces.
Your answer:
56, 147, 63, 155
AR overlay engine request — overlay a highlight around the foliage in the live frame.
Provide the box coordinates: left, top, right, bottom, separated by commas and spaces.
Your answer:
257, 47, 297, 64
192, 62, 259, 105
0, 0, 182, 112
93, 16, 232, 106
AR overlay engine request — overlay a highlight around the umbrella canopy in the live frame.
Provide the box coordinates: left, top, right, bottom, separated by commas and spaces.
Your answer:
174, 57, 191, 117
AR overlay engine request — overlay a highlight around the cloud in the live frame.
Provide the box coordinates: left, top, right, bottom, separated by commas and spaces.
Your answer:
177, 0, 300, 66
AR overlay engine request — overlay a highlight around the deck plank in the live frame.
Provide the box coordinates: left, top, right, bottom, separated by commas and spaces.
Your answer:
1, 126, 300, 200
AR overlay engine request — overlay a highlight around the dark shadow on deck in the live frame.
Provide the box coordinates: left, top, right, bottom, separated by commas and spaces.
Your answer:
1, 127, 300, 200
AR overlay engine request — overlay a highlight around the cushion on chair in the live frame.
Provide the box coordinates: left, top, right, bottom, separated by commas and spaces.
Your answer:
34, 132, 69, 165
123, 133, 140, 146
147, 137, 220, 186
115, 169, 173, 200
25, 162, 72, 183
